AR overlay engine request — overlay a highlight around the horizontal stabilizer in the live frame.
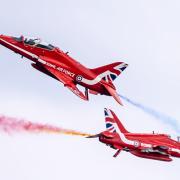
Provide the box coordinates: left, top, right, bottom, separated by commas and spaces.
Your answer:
103, 84, 123, 105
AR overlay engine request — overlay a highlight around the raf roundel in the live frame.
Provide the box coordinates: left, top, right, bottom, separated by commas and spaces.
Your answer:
76, 75, 83, 82
134, 140, 140, 147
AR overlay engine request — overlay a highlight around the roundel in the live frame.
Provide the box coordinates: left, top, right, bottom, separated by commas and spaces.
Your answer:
134, 140, 140, 147
76, 75, 83, 82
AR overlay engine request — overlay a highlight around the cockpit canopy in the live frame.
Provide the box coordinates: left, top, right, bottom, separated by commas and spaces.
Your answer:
12, 36, 55, 51
24, 37, 55, 50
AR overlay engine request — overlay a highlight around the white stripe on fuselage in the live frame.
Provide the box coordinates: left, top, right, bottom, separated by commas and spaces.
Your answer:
0, 38, 126, 86
0, 38, 110, 85
114, 126, 180, 151
114, 124, 152, 148
0, 38, 38, 59
81, 62, 127, 85
81, 70, 116, 85
0, 38, 75, 78
171, 148, 180, 154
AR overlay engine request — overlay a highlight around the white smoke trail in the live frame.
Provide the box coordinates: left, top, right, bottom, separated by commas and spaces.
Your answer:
119, 94, 180, 133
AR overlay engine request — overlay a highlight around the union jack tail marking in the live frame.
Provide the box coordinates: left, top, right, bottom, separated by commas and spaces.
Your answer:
91, 62, 128, 85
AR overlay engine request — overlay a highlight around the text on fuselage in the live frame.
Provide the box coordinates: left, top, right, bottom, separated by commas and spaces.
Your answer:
38, 59, 75, 77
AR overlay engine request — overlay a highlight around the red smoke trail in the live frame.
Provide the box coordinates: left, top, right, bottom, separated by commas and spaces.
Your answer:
0, 115, 92, 137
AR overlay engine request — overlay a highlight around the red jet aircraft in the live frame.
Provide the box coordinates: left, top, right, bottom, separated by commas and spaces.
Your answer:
0, 35, 128, 105
87, 108, 180, 162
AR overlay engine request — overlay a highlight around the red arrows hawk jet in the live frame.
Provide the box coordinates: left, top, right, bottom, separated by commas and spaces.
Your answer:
87, 108, 180, 162
0, 35, 128, 105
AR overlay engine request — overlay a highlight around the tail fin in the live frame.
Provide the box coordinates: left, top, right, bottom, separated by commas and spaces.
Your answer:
91, 62, 128, 83
104, 108, 129, 133
91, 62, 128, 105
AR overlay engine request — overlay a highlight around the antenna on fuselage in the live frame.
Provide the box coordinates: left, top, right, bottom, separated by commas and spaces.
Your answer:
177, 136, 180, 142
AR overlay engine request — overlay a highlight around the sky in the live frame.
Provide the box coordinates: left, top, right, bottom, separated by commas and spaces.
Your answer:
0, 0, 180, 180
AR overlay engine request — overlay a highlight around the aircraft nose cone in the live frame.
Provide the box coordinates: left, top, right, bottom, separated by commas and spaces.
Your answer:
0, 34, 5, 44
0, 34, 9, 40
0, 35, 15, 46
0, 35, 14, 42
0, 34, 4, 39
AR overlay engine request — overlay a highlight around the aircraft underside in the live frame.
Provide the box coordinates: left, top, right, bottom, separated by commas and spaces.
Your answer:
130, 150, 172, 162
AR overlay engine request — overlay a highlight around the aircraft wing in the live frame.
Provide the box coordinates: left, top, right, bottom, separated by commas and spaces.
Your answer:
65, 83, 89, 101
38, 57, 88, 101
45, 65, 88, 100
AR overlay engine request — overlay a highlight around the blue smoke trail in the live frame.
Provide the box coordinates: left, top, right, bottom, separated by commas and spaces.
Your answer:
119, 94, 180, 134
